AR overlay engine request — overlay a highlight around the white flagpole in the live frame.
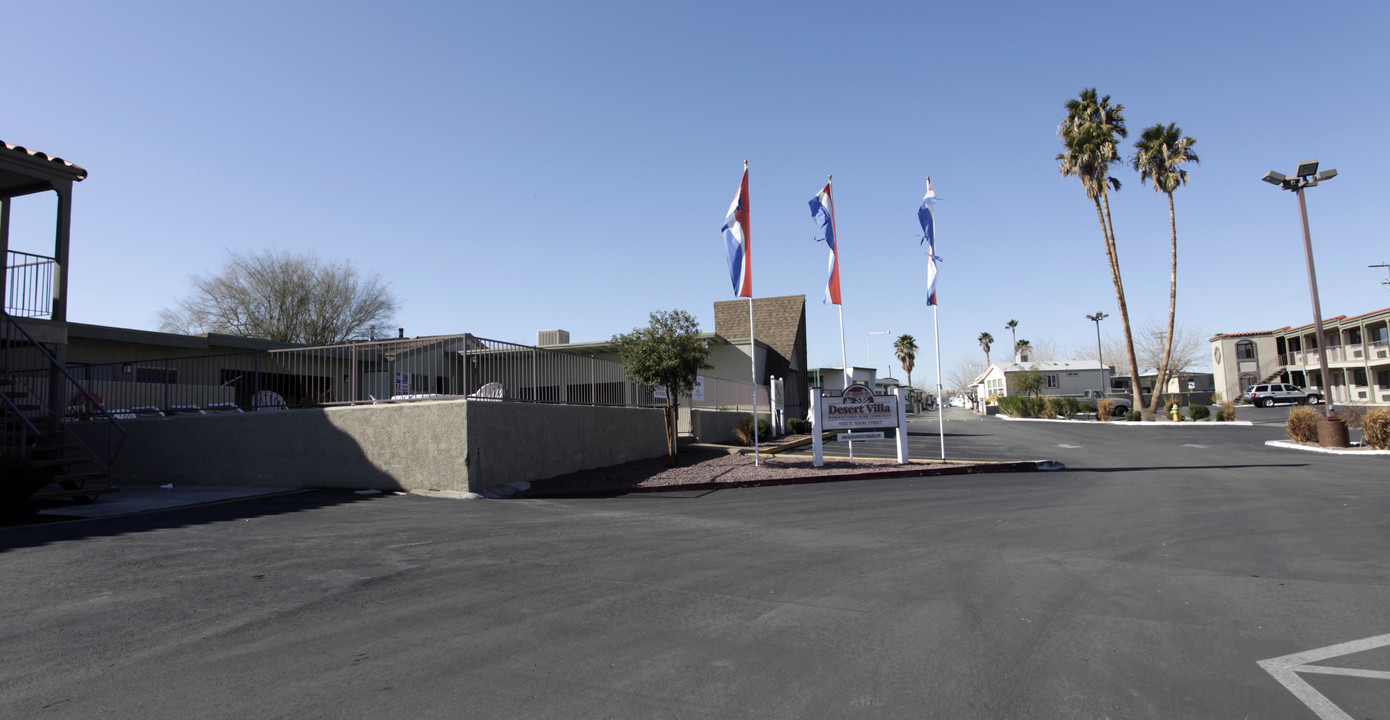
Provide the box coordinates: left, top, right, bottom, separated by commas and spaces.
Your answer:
934, 304, 945, 460
928, 176, 945, 460
749, 296, 760, 466
831, 174, 850, 390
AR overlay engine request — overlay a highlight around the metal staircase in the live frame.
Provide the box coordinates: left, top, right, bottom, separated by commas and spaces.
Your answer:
2, 312, 125, 505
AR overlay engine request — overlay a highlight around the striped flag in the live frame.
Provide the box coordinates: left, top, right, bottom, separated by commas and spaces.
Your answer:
919, 178, 939, 305
808, 182, 841, 305
722, 165, 752, 298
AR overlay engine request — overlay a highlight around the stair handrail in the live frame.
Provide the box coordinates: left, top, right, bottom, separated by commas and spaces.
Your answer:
0, 312, 127, 472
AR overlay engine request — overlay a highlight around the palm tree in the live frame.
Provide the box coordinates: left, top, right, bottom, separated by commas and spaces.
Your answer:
894, 334, 918, 399
978, 332, 994, 367
1015, 339, 1032, 360
1132, 123, 1198, 413
1058, 88, 1144, 415
1005, 319, 1019, 354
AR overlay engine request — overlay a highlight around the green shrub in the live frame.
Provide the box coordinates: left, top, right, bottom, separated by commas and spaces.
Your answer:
1125, 410, 1142, 422
1096, 398, 1114, 422
1286, 406, 1320, 443
1362, 407, 1390, 450
786, 417, 811, 435
1059, 397, 1082, 419
734, 415, 773, 446
998, 396, 1044, 418
1221, 400, 1236, 421
1190, 405, 1211, 421
1041, 396, 1056, 418
1214, 408, 1226, 422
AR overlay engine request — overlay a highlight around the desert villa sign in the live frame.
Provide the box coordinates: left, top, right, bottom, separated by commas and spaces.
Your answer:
822, 384, 897, 429
810, 384, 909, 465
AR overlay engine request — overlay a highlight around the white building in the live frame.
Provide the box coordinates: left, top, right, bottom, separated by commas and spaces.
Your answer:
972, 359, 1110, 404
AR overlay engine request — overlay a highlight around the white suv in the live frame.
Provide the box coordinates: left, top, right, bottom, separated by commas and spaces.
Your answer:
1242, 383, 1322, 407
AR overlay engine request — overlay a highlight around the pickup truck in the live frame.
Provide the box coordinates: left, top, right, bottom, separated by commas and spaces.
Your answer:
1075, 389, 1131, 416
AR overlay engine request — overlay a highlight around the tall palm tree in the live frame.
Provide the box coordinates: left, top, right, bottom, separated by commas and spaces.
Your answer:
894, 334, 918, 397
1005, 319, 1019, 355
1015, 339, 1032, 359
1132, 123, 1199, 413
1058, 88, 1144, 414
978, 332, 994, 367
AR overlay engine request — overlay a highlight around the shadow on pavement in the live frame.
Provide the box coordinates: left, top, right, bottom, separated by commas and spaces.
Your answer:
0, 489, 384, 553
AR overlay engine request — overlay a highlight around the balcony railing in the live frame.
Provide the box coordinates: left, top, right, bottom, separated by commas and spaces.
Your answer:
5, 250, 55, 319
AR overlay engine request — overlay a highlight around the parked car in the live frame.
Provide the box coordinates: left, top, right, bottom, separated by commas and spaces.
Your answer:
1241, 383, 1322, 407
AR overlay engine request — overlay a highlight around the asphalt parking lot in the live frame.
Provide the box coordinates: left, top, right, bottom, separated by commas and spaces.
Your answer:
3, 407, 1387, 719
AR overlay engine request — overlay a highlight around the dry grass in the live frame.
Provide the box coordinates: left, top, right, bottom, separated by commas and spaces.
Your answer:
1097, 398, 1114, 422
1286, 406, 1320, 443
1362, 407, 1390, 450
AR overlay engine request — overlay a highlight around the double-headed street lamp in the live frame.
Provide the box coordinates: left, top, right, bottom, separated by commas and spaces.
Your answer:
1085, 311, 1109, 391
1262, 160, 1338, 425
1262, 162, 1345, 444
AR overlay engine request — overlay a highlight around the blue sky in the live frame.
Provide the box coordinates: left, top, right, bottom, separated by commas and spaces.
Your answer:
7, 1, 1389, 382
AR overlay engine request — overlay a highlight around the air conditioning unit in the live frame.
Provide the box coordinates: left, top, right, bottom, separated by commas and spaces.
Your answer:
537, 329, 570, 346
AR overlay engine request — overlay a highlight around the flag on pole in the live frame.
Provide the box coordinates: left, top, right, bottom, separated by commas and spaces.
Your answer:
722, 165, 752, 298
808, 181, 841, 305
919, 177, 939, 306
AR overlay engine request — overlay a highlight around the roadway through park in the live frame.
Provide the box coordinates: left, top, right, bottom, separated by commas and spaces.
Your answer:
3, 406, 1387, 718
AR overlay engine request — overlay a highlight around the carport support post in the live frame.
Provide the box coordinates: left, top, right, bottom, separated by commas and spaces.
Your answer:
894, 387, 909, 463
810, 392, 823, 467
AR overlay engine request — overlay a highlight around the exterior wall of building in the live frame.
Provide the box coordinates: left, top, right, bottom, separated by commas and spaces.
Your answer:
1210, 333, 1279, 400
1211, 308, 1390, 405
82, 399, 667, 493
977, 362, 1105, 399
714, 295, 808, 419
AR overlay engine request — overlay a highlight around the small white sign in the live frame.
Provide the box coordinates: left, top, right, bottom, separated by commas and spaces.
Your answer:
837, 431, 884, 442
656, 376, 705, 402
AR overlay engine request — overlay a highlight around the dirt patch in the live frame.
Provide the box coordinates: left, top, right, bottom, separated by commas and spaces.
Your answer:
517, 448, 963, 497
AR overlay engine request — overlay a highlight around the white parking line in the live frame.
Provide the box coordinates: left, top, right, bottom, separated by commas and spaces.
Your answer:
1258, 632, 1390, 719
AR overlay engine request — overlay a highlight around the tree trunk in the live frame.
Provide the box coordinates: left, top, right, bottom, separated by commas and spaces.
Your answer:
664, 399, 678, 467
1148, 191, 1179, 414
1097, 191, 1144, 414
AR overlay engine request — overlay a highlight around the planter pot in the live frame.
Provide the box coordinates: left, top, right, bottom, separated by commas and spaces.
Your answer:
1318, 416, 1350, 448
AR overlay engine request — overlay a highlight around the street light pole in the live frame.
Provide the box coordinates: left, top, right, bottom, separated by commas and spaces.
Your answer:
1086, 311, 1108, 391
1263, 160, 1338, 421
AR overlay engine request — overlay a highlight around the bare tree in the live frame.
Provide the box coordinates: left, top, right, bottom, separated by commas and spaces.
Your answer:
946, 356, 986, 395
1093, 323, 1205, 391
159, 248, 398, 345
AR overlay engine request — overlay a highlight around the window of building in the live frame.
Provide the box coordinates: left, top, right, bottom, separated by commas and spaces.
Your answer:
1353, 369, 1367, 386
1378, 370, 1390, 388
1045, 374, 1059, 388
135, 367, 177, 385
1235, 340, 1256, 360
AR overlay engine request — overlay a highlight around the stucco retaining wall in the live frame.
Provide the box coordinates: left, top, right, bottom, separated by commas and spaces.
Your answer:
685, 408, 772, 444
79, 399, 666, 493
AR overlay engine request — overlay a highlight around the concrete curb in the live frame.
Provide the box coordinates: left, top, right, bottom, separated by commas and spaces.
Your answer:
517, 459, 1064, 498
996, 415, 1255, 427
1264, 440, 1390, 456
